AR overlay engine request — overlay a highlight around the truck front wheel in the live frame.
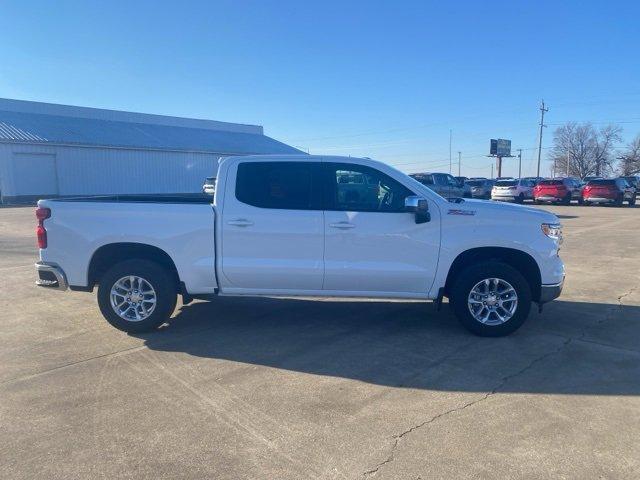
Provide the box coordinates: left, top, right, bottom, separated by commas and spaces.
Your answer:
97, 259, 177, 333
449, 261, 532, 337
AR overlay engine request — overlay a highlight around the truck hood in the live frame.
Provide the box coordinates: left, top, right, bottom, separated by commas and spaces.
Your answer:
450, 198, 559, 224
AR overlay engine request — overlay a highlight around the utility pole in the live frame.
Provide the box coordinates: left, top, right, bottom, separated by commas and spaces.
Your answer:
517, 149, 522, 179
458, 151, 461, 177
491, 164, 494, 179
536, 100, 549, 178
449, 129, 453, 174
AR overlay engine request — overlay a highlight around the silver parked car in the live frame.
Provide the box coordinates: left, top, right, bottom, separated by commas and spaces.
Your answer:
410, 172, 467, 199
465, 178, 494, 199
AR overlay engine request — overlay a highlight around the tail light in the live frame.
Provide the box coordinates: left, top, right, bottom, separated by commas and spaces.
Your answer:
35, 207, 51, 249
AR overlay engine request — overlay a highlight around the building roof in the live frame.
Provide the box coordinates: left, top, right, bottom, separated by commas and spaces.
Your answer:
0, 98, 302, 155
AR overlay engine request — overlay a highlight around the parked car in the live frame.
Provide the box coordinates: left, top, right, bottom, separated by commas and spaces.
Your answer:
465, 178, 494, 199
533, 178, 583, 205
454, 176, 473, 198
491, 178, 535, 203
409, 172, 467, 199
35, 155, 564, 337
582, 178, 636, 206
202, 176, 216, 195
621, 176, 639, 196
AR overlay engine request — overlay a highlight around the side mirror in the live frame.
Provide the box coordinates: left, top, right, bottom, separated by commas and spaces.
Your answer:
405, 195, 430, 224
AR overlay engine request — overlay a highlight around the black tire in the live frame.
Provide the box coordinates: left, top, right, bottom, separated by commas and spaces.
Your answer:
515, 193, 524, 204
449, 261, 532, 337
584, 200, 591, 206
577, 197, 584, 205
97, 259, 177, 333
562, 193, 571, 205
614, 194, 624, 207
628, 196, 636, 206
534, 199, 541, 205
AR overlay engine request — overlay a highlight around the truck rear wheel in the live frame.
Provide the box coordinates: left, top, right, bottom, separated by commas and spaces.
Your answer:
97, 259, 177, 333
449, 261, 532, 337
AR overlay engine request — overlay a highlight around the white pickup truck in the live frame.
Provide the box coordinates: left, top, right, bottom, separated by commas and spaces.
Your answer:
35, 155, 565, 337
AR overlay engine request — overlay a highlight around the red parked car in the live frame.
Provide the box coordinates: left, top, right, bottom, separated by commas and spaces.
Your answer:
533, 178, 582, 205
582, 178, 636, 207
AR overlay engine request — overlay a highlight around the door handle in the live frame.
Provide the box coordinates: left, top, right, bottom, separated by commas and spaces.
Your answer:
227, 219, 254, 227
329, 222, 356, 229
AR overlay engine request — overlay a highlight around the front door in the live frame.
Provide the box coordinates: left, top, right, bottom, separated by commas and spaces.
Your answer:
220, 160, 324, 292
322, 162, 440, 295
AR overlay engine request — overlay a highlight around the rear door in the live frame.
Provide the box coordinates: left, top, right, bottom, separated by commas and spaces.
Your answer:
220, 160, 324, 291
322, 162, 440, 295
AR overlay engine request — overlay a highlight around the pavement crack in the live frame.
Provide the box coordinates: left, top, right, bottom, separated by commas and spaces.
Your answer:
362, 336, 572, 478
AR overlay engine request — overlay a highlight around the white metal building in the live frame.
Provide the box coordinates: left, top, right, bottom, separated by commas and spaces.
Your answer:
0, 98, 302, 203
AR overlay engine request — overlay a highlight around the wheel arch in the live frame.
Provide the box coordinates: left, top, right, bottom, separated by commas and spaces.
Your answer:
444, 247, 542, 301
87, 242, 180, 290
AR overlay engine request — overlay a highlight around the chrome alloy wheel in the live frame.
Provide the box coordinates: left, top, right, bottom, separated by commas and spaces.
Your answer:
110, 275, 157, 322
467, 278, 518, 326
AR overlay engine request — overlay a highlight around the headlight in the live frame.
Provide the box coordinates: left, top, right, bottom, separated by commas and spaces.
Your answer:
541, 223, 563, 243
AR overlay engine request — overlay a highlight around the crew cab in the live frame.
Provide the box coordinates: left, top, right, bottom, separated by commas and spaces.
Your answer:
35, 155, 565, 337
534, 178, 583, 205
582, 178, 636, 206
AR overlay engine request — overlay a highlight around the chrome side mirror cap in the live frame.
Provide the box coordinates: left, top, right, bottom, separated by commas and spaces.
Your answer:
405, 195, 430, 224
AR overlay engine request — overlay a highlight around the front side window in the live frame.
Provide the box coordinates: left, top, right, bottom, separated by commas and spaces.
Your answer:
326, 163, 413, 212
235, 162, 322, 210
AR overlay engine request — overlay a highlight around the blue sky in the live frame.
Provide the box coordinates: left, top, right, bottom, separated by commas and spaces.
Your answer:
1, 0, 639, 177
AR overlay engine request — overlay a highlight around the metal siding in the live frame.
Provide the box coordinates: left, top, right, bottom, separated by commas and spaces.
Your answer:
4, 143, 221, 196
11, 152, 58, 195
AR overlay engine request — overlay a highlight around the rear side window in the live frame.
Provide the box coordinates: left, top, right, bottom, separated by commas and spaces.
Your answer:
235, 162, 322, 210
410, 174, 434, 185
496, 180, 517, 187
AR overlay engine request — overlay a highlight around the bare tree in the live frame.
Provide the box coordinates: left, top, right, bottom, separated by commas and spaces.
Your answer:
549, 123, 622, 179
618, 134, 640, 175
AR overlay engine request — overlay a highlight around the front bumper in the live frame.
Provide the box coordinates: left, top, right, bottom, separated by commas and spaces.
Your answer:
35, 262, 68, 291
539, 278, 564, 303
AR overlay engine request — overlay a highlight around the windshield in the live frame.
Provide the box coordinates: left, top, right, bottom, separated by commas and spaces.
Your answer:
496, 180, 517, 187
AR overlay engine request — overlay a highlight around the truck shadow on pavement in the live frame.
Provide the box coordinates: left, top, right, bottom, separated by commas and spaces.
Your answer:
135, 296, 640, 395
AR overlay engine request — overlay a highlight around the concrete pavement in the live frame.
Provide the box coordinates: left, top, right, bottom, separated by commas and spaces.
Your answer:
1, 204, 639, 479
